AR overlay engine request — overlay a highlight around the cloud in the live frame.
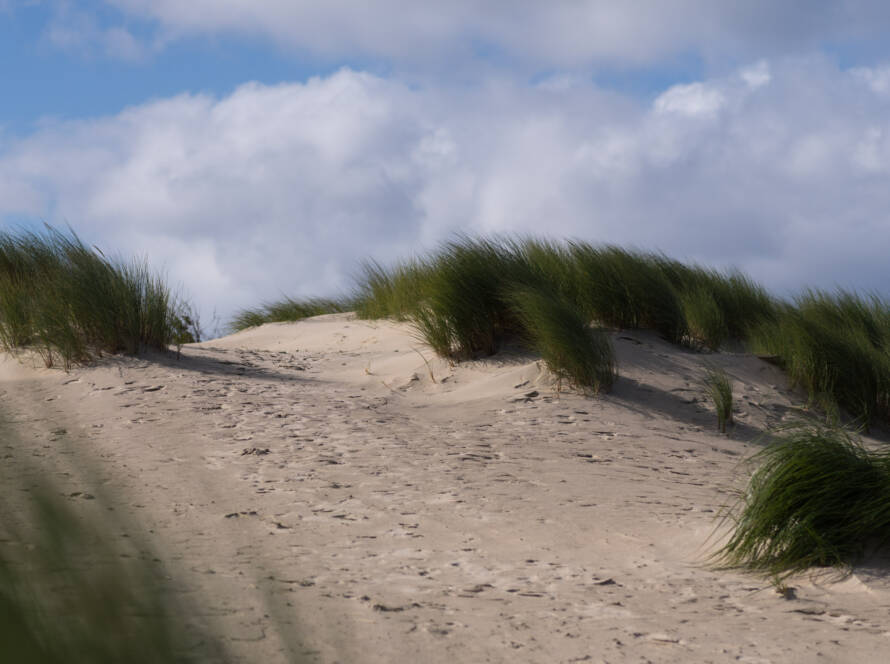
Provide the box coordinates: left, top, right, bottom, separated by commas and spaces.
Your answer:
4, 59, 890, 328
654, 82, 726, 117
740, 60, 771, 89
102, 0, 890, 69
42, 1, 151, 61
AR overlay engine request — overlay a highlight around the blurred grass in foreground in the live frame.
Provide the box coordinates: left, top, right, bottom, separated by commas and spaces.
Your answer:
0, 481, 209, 662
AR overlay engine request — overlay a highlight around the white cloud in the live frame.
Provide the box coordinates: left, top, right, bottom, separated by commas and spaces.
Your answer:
852, 65, 890, 94
654, 82, 726, 117
4, 59, 890, 327
99, 1, 890, 69
42, 1, 151, 61
740, 60, 771, 89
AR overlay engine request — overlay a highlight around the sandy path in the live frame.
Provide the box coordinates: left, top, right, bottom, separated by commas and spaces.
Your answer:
2, 314, 890, 663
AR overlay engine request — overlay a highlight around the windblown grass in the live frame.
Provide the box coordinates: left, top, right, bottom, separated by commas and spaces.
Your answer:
354, 259, 431, 321
715, 423, 890, 579
230, 296, 352, 332
346, 238, 773, 359
0, 226, 197, 368
748, 291, 890, 425
570, 244, 687, 344
236, 235, 890, 423
682, 287, 728, 351
509, 286, 616, 393
656, 259, 777, 350
1, 479, 209, 663
405, 237, 530, 358
704, 366, 733, 433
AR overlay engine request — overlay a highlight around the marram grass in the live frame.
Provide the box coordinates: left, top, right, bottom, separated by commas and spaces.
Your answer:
748, 291, 890, 426
0, 481, 206, 663
0, 226, 197, 368
682, 287, 728, 351
509, 286, 616, 393
715, 423, 890, 578
230, 296, 352, 332
234, 234, 890, 425
704, 366, 733, 433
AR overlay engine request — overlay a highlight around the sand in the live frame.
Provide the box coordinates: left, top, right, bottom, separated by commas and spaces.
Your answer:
2, 312, 890, 663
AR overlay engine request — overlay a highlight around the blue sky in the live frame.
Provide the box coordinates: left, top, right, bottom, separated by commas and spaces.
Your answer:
5, 2, 890, 331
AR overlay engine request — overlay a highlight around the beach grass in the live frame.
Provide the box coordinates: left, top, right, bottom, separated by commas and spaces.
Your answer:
343, 238, 777, 358
234, 234, 890, 425
509, 285, 616, 393
0, 226, 197, 368
682, 287, 728, 351
748, 291, 890, 425
231, 296, 352, 332
715, 423, 890, 578
569, 244, 687, 344
0, 479, 206, 663
354, 259, 432, 321
704, 366, 733, 433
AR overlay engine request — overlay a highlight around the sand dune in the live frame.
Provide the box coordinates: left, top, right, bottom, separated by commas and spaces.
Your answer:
3, 313, 890, 663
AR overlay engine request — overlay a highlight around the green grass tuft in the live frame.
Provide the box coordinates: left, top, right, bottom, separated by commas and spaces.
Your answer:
509, 286, 616, 394
704, 366, 733, 432
0, 226, 196, 368
230, 296, 351, 332
570, 244, 686, 344
715, 423, 890, 579
353, 259, 431, 321
682, 287, 728, 351
748, 291, 890, 425
233, 235, 890, 427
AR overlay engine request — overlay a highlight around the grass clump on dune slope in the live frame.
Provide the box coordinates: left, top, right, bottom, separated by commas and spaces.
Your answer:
231, 296, 352, 332
353, 259, 432, 321
509, 286, 616, 393
0, 226, 198, 368
716, 423, 890, 579
405, 237, 530, 359
235, 235, 890, 420
749, 290, 890, 426
569, 244, 687, 345
349, 238, 775, 358
704, 366, 733, 433
657, 260, 777, 350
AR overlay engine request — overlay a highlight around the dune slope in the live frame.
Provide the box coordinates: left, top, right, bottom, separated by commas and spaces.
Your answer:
3, 313, 890, 663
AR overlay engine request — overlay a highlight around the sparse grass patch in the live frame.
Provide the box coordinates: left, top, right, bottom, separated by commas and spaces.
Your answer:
230, 296, 351, 332
715, 423, 890, 579
704, 366, 733, 432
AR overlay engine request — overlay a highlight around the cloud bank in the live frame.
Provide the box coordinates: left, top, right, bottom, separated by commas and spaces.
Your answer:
3, 57, 890, 328
101, 1, 890, 69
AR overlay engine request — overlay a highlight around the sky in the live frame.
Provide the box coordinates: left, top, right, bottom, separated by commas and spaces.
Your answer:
5, 2, 890, 334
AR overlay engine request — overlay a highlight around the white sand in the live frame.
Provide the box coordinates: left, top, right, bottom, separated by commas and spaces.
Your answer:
3, 312, 890, 663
